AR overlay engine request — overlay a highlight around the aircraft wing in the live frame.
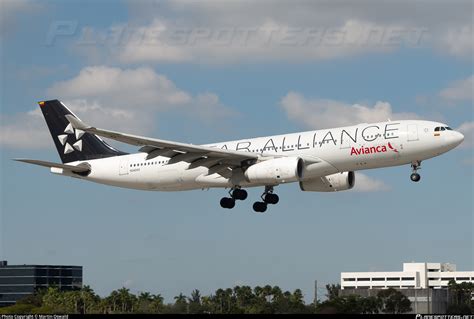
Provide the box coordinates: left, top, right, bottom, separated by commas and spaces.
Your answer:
14, 159, 91, 173
65, 115, 260, 167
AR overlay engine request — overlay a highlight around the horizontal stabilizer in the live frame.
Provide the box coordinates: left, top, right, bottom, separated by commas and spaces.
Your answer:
14, 158, 90, 173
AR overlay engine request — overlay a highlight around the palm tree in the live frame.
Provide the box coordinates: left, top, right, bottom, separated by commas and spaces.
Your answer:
291, 289, 304, 305
215, 289, 225, 313
149, 293, 164, 313
174, 293, 188, 314
262, 285, 273, 302
138, 292, 153, 302
117, 287, 132, 312
107, 290, 119, 313
81, 285, 99, 314
152, 294, 164, 303
174, 293, 187, 304
189, 289, 201, 304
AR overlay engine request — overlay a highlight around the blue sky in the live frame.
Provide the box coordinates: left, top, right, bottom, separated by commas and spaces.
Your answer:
0, 0, 472, 302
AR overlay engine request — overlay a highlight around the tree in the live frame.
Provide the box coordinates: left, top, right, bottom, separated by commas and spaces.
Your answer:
325, 284, 340, 301
447, 280, 474, 314
17, 289, 45, 308
173, 293, 188, 314
377, 288, 411, 314
135, 292, 153, 313
79, 285, 100, 314
188, 289, 203, 314
149, 294, 164, 313
42, 287, 68, 312
360, 295, 382, 314
105, 290, 119, 313
115, 287, 134, 313
233, 285, 254, 313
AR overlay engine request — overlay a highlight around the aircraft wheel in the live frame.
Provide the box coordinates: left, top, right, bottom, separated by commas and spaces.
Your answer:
220, 197, 235, 209
233, 189, 248, 201
253, 202, 267, 213
410, 173, 421, 182
264, 193, 279, 204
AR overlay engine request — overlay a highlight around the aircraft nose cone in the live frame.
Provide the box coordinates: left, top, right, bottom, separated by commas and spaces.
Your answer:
455, 131, 464, 143
450, 131, 464, 148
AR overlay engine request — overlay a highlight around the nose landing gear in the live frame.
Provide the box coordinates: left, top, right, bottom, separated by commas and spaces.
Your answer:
410, 161, 421, 182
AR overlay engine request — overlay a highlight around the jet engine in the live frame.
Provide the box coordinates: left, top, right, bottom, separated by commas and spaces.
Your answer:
244, 157, 304, 184
299, 171, 355, 192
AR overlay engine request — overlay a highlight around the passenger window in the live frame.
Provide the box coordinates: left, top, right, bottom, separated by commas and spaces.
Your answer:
434, 127, 440, 132
441, 127, 445, 131
446, 127, 453, 130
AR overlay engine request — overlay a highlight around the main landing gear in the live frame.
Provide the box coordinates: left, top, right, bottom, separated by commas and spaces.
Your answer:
410, 161, 421, 182
253, 186, 279, 213
220, 188, 248, 209
219, 186, 279, 213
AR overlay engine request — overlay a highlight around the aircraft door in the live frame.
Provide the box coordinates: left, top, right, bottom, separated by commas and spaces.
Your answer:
407, 124, 419, 142
119, 160, 129, 175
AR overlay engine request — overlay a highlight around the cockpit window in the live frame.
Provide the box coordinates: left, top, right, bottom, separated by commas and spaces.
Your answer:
434, 127, 440, 132
440, 127, 445, 131
446, 127, 453, 130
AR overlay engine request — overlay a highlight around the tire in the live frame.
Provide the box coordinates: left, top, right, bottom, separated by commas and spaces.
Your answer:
227, 198, 235, 208
253, 202, 267, 213
220, 197, 228, 208
233, 189, 248, 201
220, 197, 235, 209
410, 173, 421, 182
264, 193, 279, 204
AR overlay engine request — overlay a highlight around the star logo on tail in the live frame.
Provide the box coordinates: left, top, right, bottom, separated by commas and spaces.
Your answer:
57, 123, 84, 154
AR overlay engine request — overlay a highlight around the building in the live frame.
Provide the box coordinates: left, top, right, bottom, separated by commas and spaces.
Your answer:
341, 262, 474, 290
339, 262, 474, 314
0, 260, 82, 307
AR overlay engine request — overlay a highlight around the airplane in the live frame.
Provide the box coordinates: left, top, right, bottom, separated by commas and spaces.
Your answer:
16, 100, 464, 213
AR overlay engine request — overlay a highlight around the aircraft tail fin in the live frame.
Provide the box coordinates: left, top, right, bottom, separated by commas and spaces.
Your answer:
38, 100, 127, 163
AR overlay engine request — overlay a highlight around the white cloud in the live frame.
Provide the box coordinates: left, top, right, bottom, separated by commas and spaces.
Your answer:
353, 173, 390, 192
280, 91, 419, 129
47, 65, 236, 121
0, 109, 51, 149
439, 75, 473, 101
436, 25, 473, 59
1, 66, 235, 149
0, 101, 155, 150
457, 121, 474, 149
47, 66, 192, 110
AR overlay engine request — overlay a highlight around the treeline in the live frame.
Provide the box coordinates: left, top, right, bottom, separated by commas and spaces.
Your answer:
0, 281, 472, 314
1, 285, 311, 314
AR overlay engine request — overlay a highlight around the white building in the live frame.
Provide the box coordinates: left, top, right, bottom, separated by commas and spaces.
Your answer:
341, 262, 474, 290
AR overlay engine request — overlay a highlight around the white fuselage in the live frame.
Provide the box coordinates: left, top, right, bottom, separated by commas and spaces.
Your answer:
57, 120, 463, 191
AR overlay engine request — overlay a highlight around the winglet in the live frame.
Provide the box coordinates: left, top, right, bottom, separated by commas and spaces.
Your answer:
65, 115, 91, 131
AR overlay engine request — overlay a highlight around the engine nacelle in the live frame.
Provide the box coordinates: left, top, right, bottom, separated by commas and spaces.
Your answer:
244, 157, 304, 184
299, 171, 355, 192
